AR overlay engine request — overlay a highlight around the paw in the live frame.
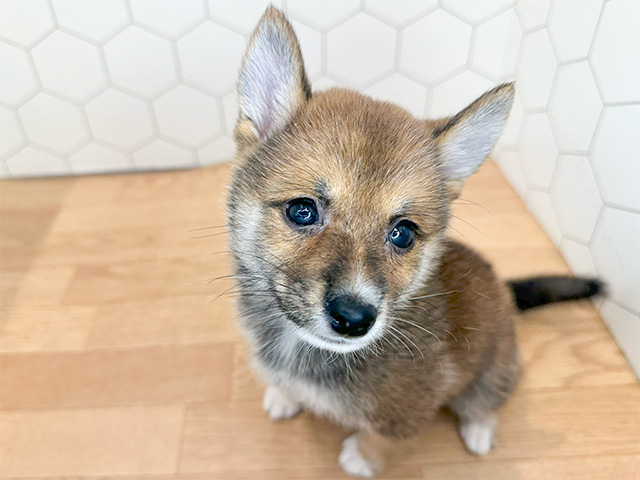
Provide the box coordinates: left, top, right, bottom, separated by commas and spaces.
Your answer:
339, 434, 380, 478
460, 416, 497, 456
262, 386, 302, 421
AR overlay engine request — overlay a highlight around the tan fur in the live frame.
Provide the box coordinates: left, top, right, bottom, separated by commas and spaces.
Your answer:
227, 7, 520, 477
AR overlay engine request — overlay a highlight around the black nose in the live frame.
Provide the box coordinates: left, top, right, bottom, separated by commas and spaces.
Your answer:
327, 296, 377, 337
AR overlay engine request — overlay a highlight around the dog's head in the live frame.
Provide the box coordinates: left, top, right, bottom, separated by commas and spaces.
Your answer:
227, 7, 514, 353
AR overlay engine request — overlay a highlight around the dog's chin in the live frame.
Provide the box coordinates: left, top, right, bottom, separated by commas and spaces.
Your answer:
293, 318, 384, 354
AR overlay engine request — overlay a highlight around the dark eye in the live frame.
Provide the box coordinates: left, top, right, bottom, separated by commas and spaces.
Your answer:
285, 198, 319, 227
389, 220, 416, 250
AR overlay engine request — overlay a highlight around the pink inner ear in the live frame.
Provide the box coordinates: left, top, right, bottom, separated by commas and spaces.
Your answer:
237, 19, 305, 142
439, 90, 514, 182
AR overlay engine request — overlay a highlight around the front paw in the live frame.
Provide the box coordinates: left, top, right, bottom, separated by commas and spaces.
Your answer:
460, 416, 497, 456
339, 434, 382, 478
262, 386, 302, 421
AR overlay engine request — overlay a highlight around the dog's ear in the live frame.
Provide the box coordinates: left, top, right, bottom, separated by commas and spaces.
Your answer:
235, 6, 311, 148
434, 83, 515, 198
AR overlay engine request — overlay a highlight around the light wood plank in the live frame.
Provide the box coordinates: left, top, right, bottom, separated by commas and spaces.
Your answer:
0, 343, 234, 409
0, 406, 184, 477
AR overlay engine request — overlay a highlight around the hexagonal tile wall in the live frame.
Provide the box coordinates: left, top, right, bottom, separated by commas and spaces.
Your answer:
51, 0, 129, 43
590, 0, 640, 103
591, 207, 640, 314
6, 146, 69, 177
517, 29, 556, 110
129, 0, 205, 38
516, 0, 552, 31
69, 144, 132, 174
363, 74, 426, 118
547, 0, 601, 63
429, 71, 493, 118
0, 0, 54, 48
326, 13, 395, 88
0, 107, 26, 158
591, 105, 640, 211
365, 0, 437, 27
177, 21, 245, 95
401, 10, 472, 84
19, 93, 88, 154
209, 0, 283, 35
0, 42, 38, 107
32, 31, 107, 102
153, 85, 221, 147
86, 89, 154, 150
548, 62, 601, 153
442, 0, 513, 25
525, 190, 562, 246
559, 238, 597, 277
105, 26, 177, 99
287, 0, 359, 30
290, 20, 322, 81
471, 9, 521, 82
518, 112, 558, 190
199, 136, 236, 166
134, 140, 195, 170
550, 155, 602, 243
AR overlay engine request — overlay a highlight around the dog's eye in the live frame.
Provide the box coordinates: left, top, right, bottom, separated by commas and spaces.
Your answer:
285, 198, 319, 226
389, 220, 416, 250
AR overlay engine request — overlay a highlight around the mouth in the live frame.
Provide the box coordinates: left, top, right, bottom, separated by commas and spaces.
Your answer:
293, 313, 386, 354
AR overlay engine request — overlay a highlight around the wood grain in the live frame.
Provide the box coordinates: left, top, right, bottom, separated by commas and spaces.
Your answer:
0, 161, 637, 479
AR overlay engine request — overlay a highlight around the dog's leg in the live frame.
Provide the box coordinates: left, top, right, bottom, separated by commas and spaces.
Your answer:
448, 339, 520, 455
262, 385, 302, 421
457, 412, 497, 455
339, 429, 394, 478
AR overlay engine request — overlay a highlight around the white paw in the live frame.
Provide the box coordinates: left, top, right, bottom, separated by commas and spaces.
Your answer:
262, 386, 302, 421
460, 417, 497, 456
339, 434, 379, 478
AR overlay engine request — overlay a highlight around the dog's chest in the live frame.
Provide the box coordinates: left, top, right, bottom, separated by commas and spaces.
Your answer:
251, 335, 366, 429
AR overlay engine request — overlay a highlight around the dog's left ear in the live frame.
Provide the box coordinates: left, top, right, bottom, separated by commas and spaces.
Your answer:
235, 6, 311, 147
434, 83, 515, 198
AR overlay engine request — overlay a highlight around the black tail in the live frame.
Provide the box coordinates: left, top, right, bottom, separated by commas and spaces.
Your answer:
508, 276, 603, 311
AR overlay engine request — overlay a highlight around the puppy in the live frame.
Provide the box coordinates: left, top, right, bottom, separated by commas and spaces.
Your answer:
226, 7, 601, 477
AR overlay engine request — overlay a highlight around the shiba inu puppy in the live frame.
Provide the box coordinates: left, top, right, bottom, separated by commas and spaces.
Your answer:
226, 7, 601, 477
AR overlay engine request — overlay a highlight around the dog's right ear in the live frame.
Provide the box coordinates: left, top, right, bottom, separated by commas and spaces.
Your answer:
235, 6, 311, 148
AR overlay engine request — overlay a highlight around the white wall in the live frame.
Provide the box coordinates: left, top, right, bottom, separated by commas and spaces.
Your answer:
492, 0, 640, 376
1, 0, 638, 375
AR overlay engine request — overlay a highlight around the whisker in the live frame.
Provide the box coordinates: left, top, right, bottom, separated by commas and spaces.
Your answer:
454, 197, 492, 216
444, 328, 458, 342
406, 290, 458, 302
187, 224, 229, 232
450, 214, 485, 237
393, 318, 441, 344
472, 290, 490, 300
387, 327, 415, 363
191, 230, 229, 239
390, 326, 424, 362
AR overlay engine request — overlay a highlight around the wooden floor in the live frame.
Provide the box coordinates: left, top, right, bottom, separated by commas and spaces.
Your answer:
0, 161, 638, 479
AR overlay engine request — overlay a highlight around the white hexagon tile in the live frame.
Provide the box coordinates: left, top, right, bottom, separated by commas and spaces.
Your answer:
326, 13, 395, 88
363, 74, 426, 118
0, 42, 39, 107
177, 21, 245, 95
105, 26, 178, 98
401, 10, 472, 84
86, 89, 154, 150
0, 0, 638, 374
51, 0, 129, 43
32, 31, 107, 102
548, 62, 601, 153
